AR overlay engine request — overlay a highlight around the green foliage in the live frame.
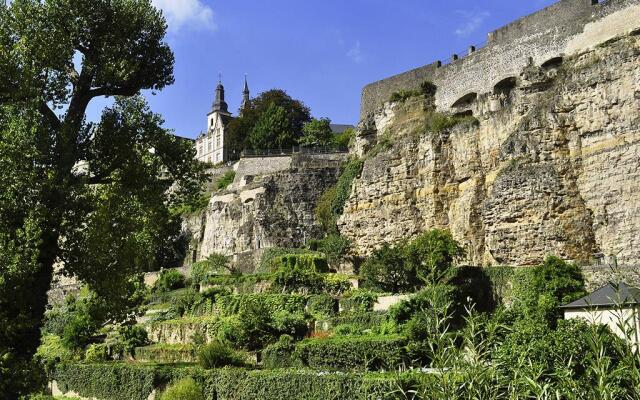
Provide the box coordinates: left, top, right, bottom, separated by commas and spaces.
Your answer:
404, 229, 465, 284
293, 336, 408, 371
389, 81, 437, 103
307, 234, 352, 269
390, 89, 421, 103
323, 312, 394, 335
332, 158, 364, 217
160, 378, 204, 400
249, 104, 297, 150
0, 0, 207, 394
85, 344, 109, 362
512, 256, 586, 324
389, 285, 454, 325
198, 341, 246, 369
154, 270, 186, 293
62, 312, 97, 350
262, 335, 297, 369
315, 158, 364, 233
36, 334, 77, 364
300, 118, 334, 147
134, 344, 196, 364
259, 247, 314, 273
52, 362, 425, 400
425, 111, 479, 134
339, 290, 378, 314
227, 89, 311, 152
306, 294, 338, 319
332, 127, 355, 148
314, 186, 338, 233
361, 243, 416, 293
118, 325, 150, 356
272, 253, 328, 293
214, 171, 236, 190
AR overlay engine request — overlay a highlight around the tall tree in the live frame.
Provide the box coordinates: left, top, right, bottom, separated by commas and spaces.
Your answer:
227, 89, 311, 152
299, 117, 334, 147
0, 0, 206, 396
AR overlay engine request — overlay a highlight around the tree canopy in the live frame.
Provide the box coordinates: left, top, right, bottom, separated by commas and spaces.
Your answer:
0, 0, 206, 396
227, 89, 311, 152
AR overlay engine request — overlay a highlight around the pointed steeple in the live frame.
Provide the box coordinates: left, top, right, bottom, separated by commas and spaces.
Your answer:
240, 74, 251, 115
212, 75, 229, 114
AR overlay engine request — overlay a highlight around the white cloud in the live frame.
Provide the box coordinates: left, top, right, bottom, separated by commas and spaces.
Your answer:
152, 0, 216, 32
454, 11, 490, 37
347, 40, 364, 64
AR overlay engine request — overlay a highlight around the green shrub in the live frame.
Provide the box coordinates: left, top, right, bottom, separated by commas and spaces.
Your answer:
198, 341, 246, 369
262, 335, 297, 369
390, 89, 421, 103
389, 285, 454, 325
294, 336, 408, 371
332, 127, 355, 148
315, 186, 337, 233
323, 312, 393, 334
216, 294, 308, 317
307, 234, 351, 268
306, 294, 337, 319
272, 253, 328, 293
154, 269, 186, 293
118, 325, 150, 355
271, 310, 308, 339
215, 170, 236, 190
259, 247, 313, 272
135, 344, 196, 363
403, 229, 465, 284
160, 377, 204, 400
84, 344, 109, 362
62, 313, 97, 350
52, 362, 426, 400
321, 274, 352, 296
339, 290, 378, 313
36, 334, 77, 363
360, 243, 417, 293
332, 158, 363, 217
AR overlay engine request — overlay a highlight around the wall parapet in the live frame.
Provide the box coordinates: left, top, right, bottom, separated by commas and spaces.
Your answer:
360, 0, 640, 118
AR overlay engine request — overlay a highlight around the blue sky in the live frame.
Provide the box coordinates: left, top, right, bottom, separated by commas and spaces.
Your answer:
89, 0, 557, 138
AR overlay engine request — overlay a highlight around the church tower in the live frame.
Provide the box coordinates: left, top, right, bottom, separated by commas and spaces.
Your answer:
240, 75, 251, 116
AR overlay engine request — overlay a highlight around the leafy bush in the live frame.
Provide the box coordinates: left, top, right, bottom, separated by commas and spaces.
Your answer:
306, 294, 337, 318
332, 158, 363, 217
62, 313, 97, 350
272, 253, 328, 293
339, 290, 378, 313
154, 269, 186, 293
53, 362, 425, 400
271, 311, 308, 339
36, 334, 77, 363
315, 186, 337, 233
160, 377, 204, 400
84, 344, 109, 362
259, 247, 314, 272
293, 336, 408, 371
360, 243, 417, 293
135, 344, 196, 363
307, 234, 351, 268
262, 335, 297, 369
118, 325, 150, 355
332, 127, 355, 148
403, 229, 465, 284
389, 285, 454, 325
323, 312, 394, 334
512, 256, 586, 325
214, 170, 236, 190
198, 341, 246, 369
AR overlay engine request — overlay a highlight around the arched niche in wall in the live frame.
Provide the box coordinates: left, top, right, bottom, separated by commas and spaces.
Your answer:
493, 77, 517, 96
541, 56, 563, 70
451, 92, 478, 109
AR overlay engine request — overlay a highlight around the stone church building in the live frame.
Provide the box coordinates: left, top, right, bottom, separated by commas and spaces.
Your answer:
195, 77, 250, 163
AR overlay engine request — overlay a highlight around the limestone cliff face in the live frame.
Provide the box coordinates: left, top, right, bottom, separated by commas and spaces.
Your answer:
339, 33, 640, 267
184, 153, 346, 271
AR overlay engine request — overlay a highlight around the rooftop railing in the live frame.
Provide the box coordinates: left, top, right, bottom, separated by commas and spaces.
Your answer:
240, 146, 349, 158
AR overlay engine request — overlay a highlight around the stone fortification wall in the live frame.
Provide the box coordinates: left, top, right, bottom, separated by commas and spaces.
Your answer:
341, 32, 640, 268
183, 153, 347, 272
360, 0, 640, 117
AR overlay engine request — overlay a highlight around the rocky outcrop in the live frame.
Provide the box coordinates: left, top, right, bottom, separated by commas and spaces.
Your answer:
184, 153, 346, 271
339, 33, 640, 267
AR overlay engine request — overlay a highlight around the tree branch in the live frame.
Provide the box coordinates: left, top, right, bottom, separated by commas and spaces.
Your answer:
40, 102, 61, 129
89, 85, 138, 98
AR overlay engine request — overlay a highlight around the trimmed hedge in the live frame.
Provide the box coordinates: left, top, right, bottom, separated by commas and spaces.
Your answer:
270, 336, 408, 371
216, 293, 337, 319
52, 362, 427, 400
135, 344, 197, 363
320, 311, 391, 332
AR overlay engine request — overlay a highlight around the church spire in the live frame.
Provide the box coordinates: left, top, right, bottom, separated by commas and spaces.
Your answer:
240, 74, 251, 115
212, 75, 229, 114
